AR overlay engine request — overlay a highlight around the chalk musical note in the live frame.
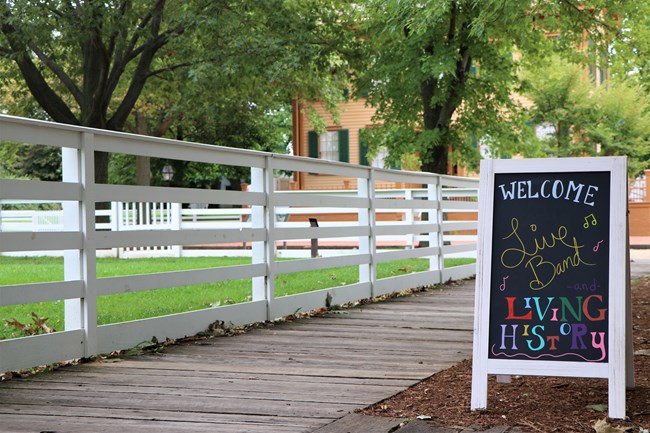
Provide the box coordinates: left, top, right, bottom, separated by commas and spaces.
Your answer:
583, 213, 597, 229
593, 240, 604, 252
499, 276, 509, 291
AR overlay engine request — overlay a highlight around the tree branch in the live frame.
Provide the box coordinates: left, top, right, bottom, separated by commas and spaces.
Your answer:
127, 26, 181, 63
28, 42, 83, 106
0, 6, 79, 124
108, 0, 170, 130
125, 0, 164, 58
558, 0, 621, 38
447, 1, 457, 43
106, 2, 134, 97
146, 61, 194, 78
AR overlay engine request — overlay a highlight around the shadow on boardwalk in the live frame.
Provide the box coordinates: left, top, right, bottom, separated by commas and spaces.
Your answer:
0, 278, 476, 433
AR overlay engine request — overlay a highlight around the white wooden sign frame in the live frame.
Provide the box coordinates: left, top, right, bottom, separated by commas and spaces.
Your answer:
470, 156, 633, 419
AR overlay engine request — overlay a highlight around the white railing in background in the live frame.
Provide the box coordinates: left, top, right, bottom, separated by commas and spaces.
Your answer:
629, 171, 648, 202
1, 188, 478, 258
0, 115, 478, 373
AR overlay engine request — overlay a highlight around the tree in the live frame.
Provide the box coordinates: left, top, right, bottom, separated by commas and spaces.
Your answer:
0, 0, 191, 184
609, 2, 650, 90
522, 56, 594, 157
1, 0, 359, 185
582, 81, 650, 175
353, 0, 623, 174
124, 0, 357, 189
523, 56, 650, 174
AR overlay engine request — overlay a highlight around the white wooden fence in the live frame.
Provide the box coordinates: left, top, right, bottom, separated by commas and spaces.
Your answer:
0, 115, 478, 373
1, 189, 478, 258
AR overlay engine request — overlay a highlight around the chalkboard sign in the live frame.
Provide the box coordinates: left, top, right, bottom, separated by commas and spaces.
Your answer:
471, 157, 631, 420
489, 171, 610, 363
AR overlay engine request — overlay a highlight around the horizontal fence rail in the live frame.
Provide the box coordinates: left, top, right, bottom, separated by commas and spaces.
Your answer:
0, 114, 478, 373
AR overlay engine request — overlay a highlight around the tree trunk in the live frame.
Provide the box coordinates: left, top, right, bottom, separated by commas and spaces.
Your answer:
135, 156, 151, 186
134, 112, 152, 186
94, 151, 109, 185
420, 76, 450, 175
421, 145, 449, 175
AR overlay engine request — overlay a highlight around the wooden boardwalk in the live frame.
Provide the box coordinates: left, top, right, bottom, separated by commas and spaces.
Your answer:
0, 279, 475, 433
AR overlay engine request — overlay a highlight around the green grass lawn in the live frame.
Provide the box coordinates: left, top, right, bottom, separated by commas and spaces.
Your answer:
0, 255, 474, 339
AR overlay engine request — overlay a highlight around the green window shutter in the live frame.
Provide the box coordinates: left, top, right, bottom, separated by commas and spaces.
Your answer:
308, 131, 319, 159
359, 129, 369, 166
338, 129, 349, 163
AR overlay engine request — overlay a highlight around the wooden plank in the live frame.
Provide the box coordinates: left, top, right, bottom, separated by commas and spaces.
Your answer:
7, 376, 403, 404
164, 335, 473, 352
101, 358, 438, 380
313, 413, 404, 433
306, 316, 475, 328
0, 278, 477, 433
46, 365, 416, 387
0, 407, 315, 433
0, 387, 359, 419
146, 351, 467, 372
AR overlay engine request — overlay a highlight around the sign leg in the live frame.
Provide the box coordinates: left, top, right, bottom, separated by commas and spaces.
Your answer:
625, 223, 635, 390
471, 329, 489, 411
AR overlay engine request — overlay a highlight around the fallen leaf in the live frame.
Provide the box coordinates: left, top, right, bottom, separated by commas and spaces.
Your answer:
5, 318, 31, 334
31, 313, 55, 334
592, 418, 627, 433
587, 403, 608, 413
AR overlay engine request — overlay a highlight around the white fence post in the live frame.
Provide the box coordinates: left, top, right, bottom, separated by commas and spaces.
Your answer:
429, 180, 444, 279
251, 159, 275, 320
63, 147, 82, 329
405, 189, 415, 249
110, 201, 119, 258
171, 202, 182, 257
359, 169, 376, 296
251, 167, 265, 303
63, 132, 98, 357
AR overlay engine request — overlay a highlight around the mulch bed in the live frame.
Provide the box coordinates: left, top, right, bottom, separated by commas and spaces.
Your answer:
361, 275, 650, 432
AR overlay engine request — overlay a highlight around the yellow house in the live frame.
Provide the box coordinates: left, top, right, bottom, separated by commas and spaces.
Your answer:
292, 97, 386, 190
291, 95, 449, 191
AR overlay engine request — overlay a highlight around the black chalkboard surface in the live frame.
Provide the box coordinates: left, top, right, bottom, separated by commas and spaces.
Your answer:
488, 171, 610, 363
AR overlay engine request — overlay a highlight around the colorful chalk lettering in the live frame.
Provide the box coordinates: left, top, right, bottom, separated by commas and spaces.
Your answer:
488, 172, 610, 363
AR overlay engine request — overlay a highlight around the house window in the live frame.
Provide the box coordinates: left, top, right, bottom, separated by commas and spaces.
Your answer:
319, 131, 339, 161
371, 147, 389, 169
308, 129, 349, 163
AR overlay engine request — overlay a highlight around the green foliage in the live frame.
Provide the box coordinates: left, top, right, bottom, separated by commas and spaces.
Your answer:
522, 56, 594, 156
584, 82, 650, 175
352, 0, 624, 173
523, 56, 650, 174
158, 0, 357, 186
0, 142, 61, 181
0, 0, 359, 185
609, 3, 650, 90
